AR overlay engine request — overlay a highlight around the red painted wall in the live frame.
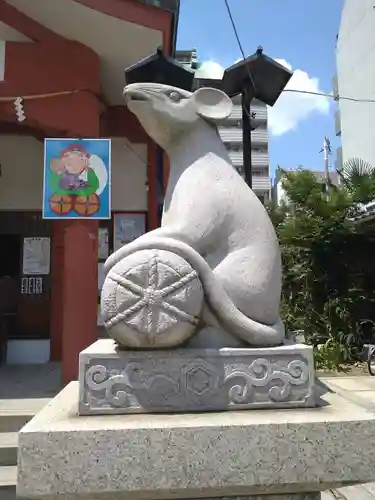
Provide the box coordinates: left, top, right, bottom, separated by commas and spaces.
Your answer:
0, 40, 101, 138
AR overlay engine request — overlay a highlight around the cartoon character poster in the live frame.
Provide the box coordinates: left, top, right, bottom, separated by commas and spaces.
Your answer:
43, 138, 111, 219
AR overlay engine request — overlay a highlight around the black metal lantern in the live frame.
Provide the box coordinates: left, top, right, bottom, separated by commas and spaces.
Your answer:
219, 47, 293, 188
222, 46, 292, 104
125, 46, 195, 91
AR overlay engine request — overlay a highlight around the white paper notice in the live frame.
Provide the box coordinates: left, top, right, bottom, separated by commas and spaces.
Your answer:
98, 227, 109, 260
22, 237, 51, 275
98, 262, 105, 292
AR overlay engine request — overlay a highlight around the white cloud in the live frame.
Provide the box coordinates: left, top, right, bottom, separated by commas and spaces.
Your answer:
195, 58, 330, 136
268, 59, 330, 136
195, 60, 224, 79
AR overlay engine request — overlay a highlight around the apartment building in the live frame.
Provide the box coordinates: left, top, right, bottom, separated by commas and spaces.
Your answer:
175, 48, 199, 70
335, 0, 375, 169
176, 50, 271, 203
218, 94, 270, 203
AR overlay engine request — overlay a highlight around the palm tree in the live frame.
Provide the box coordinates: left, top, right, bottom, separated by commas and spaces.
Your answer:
338, 157, 375, 204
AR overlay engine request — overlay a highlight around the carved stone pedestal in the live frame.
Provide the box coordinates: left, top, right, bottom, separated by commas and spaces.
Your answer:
17, 382, 375, 500
78, 339, 315, 414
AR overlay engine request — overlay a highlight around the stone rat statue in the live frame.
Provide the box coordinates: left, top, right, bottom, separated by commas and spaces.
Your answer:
103, 83, 285, 347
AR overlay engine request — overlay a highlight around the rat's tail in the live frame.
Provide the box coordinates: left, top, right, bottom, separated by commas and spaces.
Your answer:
104, 236, 285, 347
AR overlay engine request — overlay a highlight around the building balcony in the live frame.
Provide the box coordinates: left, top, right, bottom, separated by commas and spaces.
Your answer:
229, 150, 270, 166
336, 146, 343, 171
332, 74, 339, 101
252, 176, 271, 191
335, 109, 341, 136
229, 104, 267, 121
220, 128, 241, 142
233, 168, 271, 191
220, 128, 268, 144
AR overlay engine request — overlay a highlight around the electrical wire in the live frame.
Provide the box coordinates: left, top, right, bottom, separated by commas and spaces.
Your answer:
223, 0, 257, 95
122, 141, 152, 191
284, 88, 375, 103
123, 141, 149, 166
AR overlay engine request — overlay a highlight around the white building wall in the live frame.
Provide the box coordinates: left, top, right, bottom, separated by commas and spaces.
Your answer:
336, 0, 375, 165
0, 135, 148, 211
0, 136, 45, 210
275, 179, 287, 205
110, 138, 147, 211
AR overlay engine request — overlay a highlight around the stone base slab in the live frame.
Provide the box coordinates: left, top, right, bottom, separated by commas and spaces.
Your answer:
17, 382, 375, 500
173, 496, 320, 499
226, 496, 320, 499
78, 339, 315, 415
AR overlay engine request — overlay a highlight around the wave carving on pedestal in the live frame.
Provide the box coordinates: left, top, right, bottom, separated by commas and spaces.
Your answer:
81, 351, 313, 414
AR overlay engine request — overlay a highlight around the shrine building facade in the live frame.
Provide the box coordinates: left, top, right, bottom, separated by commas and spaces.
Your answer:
0, 0, 177, 383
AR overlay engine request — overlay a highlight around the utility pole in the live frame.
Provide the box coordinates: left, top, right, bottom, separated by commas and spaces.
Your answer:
320, 136, 331, 199
323, 136, 331, 179
222, 46, 292, 191
242, 85, 255, 188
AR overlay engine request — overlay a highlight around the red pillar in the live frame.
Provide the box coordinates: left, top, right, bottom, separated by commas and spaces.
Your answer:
53, 92, 100, 385
50, 221, 65, 361
61, 220, 98, 384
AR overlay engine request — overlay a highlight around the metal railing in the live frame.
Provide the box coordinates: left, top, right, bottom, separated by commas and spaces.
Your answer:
332, 74, 339, 101
229, 150, 270, 166
220, 128, 268, 143
233, 168, 271, 191
335, 109, 341, 136
252, 176, 271, 190
229, 104, 268, 121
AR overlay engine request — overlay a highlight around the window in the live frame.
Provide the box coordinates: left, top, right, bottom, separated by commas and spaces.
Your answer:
221, 119, 242, 128
252, 169, 268, 177
228, 143, 241, 152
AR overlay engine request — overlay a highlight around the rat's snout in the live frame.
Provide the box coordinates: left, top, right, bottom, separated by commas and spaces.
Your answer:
123, 83, 196, 152
123, 86, 149, 106
123, 83, 164, 108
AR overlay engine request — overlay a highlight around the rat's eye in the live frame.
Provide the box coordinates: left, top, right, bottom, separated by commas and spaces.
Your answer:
169, 91, 181, 102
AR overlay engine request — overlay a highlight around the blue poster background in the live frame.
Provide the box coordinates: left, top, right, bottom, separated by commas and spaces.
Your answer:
43, 138, 111, 219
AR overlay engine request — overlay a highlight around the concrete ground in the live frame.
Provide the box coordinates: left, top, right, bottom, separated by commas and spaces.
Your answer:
0, 363, 62, 499
321, 375, 375, 409
0, 362, 61, 399
319, 375, 375, 499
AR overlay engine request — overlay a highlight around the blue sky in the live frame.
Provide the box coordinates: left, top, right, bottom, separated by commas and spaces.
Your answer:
177, 0, 344, 178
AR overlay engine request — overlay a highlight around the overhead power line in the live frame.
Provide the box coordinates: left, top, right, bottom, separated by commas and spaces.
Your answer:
223, 0, 257, 94
284, 88, 375, 103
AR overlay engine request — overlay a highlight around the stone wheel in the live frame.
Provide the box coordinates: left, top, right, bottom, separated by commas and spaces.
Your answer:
101, 249, 204, 348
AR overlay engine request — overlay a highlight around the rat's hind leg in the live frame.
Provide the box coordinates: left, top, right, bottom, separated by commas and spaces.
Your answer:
212, 246, 282, 326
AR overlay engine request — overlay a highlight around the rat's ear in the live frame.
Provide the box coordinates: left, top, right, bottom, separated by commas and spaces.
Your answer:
192, 87, 233, 122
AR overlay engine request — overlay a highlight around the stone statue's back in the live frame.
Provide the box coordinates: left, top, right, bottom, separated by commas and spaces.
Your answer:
162, 144, 282, 327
